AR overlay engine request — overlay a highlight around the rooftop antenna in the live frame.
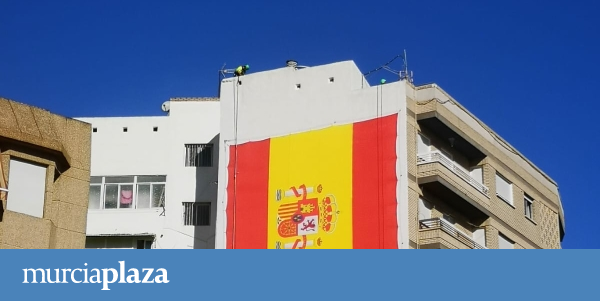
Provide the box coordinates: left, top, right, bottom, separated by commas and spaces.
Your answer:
362, 49, 414, 85
399, 49, 414, 83
218, 63, 236, 97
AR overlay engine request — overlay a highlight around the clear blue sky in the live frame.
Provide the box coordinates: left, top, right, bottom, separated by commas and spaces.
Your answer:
1, 0, 597, 248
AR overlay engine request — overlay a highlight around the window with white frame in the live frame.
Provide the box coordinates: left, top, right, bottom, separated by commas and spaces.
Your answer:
88, 175, 166, 210
495, 172, 513, 205
498, 233, 514, 249
183, 202, 211, 226
184, 144, 213, 167
524, 194, 534, 220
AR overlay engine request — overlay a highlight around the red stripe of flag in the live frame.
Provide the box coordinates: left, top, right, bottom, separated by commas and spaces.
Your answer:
352, 114, 398, 249
226, 139, 270, 249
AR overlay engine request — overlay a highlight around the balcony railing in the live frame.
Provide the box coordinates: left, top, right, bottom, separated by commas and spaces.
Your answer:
419, 218, 487, 249
417, 151, 489, 197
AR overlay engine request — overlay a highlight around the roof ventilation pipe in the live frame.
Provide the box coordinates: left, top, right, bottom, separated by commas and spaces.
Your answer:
286, 60, 309, 70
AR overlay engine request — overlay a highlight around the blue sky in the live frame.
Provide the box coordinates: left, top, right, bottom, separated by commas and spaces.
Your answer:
1, 0, 597, 248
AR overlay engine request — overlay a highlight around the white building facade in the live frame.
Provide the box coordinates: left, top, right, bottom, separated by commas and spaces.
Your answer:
76, 98, 220, 249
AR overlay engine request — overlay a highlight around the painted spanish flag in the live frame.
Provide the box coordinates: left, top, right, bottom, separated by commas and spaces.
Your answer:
226, 114, 398, 249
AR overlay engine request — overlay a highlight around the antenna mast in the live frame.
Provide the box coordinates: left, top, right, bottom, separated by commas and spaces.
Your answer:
217, 63, 236, 97
400, 49, 414, 83
362, 50, 414, 83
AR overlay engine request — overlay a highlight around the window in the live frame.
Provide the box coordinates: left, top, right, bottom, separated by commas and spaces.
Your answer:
524, 194, 534, 220
88, 175, 166, 210
185, 144, 213, 167
92, 127, 97, 133
153, 126, 158, 132
6, 159, 47, 218
123, 127, 128, 132
498, 233, 514, 249
183, 202, 211, 226
495, 173, 513, 205
136, 239, 153, 249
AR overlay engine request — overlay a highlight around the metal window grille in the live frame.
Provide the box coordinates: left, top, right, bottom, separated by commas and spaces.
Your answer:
183, 202, 211, 226
185, 144, 213, 167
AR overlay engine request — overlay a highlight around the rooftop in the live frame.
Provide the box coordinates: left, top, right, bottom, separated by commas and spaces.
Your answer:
169, 97, 219, 102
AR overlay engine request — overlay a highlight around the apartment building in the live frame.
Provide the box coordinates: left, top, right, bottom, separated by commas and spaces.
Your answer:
75, 98, 219, 249
216, 60, 565, 249
408, 84, 564, 249
0, 97, 92, 249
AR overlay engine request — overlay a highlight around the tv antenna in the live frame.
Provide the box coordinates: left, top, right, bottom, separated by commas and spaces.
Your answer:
217, 63, 236, 97
363, 49, 414, 83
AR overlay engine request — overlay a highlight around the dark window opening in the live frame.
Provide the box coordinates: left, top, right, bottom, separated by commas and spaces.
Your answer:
183, 202, 210, 226
184, 144, 213, 167
136, 239, 153, 249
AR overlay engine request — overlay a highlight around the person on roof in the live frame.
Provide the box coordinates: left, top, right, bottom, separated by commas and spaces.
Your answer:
234, 64, 250, 76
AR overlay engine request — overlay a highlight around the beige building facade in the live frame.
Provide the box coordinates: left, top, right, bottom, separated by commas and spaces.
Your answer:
406, 83, 565, 249
0, 97, 92, 249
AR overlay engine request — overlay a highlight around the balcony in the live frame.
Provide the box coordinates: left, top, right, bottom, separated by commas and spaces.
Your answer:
417, 151, 489, 197
417, 102, 486, 164
419, 218, 486, 249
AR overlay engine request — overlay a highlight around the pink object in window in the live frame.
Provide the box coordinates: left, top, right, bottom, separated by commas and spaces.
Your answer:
121, 190, 133, 205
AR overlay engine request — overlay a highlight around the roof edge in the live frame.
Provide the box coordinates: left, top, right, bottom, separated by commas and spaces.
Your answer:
415, 83, 559, 187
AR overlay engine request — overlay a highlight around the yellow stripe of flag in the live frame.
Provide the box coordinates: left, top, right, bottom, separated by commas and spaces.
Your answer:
268, 124, 353, 249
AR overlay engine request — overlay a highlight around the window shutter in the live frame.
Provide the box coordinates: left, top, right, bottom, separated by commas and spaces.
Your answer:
6, 159, 47, 218
495, 173, 512, 204
498, 233, 514, 249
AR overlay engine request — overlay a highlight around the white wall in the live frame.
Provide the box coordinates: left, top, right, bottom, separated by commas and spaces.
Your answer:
162, 101, 220, 249
76, 100, 220, 249
78, 116, 170, 176
215, 61, 409, 249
